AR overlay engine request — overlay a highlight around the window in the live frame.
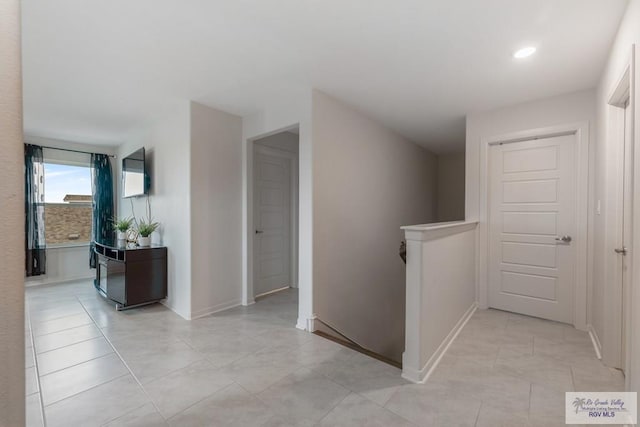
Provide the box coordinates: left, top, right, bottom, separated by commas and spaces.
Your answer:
43, 162, 92, 245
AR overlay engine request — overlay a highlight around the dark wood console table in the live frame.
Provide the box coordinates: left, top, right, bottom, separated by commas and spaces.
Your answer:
94, 240, 167, 310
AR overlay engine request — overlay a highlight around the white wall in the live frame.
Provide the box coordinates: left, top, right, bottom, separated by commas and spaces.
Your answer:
190, 102, 243, 318
118, 101, 192, 319
466, 90, 596, 327
466, 89, 597, 221
594, 0, 640, 398
25, 246, 93, 287
437, 151, 465, 222
312, 91, 438, 363
0, 0, 25, 422
242, 87, 313, 332
402, 222, 477, 383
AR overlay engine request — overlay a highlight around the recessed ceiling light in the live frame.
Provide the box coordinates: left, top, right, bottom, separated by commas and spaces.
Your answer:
513, 46, 536, 59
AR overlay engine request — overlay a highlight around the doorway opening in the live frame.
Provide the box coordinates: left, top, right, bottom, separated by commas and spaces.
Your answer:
487, 134, 578, 324
478, 122, 590, 331
251, 128, 299, 307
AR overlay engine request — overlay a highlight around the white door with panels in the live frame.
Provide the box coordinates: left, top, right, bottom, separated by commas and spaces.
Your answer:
253, 147, 291, 297
488, 135, 577, 323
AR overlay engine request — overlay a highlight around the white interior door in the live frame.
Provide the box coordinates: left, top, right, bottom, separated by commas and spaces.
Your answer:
253, 147, 291, 296
488, 135, 577, 323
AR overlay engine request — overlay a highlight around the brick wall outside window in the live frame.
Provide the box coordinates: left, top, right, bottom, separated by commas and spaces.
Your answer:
44, 203, 92, 245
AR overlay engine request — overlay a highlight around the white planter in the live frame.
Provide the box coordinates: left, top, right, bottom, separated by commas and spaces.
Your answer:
138, 236, 151, 247
117, 231, 127, 241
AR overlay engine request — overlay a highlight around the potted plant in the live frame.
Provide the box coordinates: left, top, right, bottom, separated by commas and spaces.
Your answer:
112, 217, 134, 241
137, 219, 159, 247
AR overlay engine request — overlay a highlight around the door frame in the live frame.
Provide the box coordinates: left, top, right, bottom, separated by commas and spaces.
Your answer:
252, 143, 299, 297
604, 58, 633, 369
603, 48, 637, 378
477, 122, 590, 331
244, 126, 299, 305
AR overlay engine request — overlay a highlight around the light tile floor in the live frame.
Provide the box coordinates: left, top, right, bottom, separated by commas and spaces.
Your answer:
25, 280, 624, 427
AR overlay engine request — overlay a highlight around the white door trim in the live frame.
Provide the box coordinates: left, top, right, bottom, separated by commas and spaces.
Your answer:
627, 44, 640, 394
478, 122, 590, 330
603, 59, 632, 369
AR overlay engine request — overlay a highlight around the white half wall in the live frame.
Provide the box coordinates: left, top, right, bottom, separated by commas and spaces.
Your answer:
402, 221, 478, 383
118, 101, 192, 319
190, 102, 243, 318
25, 246, 93, 286
312, 90, 438, 363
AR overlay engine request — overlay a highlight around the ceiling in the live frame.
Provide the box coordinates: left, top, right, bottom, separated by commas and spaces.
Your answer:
22, 0, 628, 153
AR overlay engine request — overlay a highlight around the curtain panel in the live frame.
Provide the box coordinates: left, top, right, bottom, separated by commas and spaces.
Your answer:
89, 153, 114, 268
25, 144, 46, 276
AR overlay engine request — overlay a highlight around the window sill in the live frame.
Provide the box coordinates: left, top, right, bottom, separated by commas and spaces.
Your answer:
47, 242, 90, 250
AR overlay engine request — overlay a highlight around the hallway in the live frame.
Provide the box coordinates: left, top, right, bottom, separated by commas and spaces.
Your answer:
25, 281, 623, 426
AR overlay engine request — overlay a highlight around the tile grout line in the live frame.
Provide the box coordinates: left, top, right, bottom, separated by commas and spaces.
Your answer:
38, 352, 127, 394
75, 296, 169, 424
166, 381, 243, 424
36, 339, 115, 377
97, 402, 154, 427
35, 333, 103, 356
526, 382, 533, 422
29, 309, 91, 324
532, 335, 536, 355
251, 365, 351, 425
313, 392, 352, 426
472, 401, 483, 427
31, 321, 96, 339
42, 374, 130, 410
383, 395, 427, 426
365, 393, 420, 426
36, 333, 106, 356
570, 364, 578, 392
30, 296, 138, 410
26, 301, 47, 427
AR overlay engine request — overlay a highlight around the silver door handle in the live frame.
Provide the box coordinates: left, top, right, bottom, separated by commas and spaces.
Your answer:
255, 230, 264, 234
555, 235, 572, 243
614, 247, 628, 255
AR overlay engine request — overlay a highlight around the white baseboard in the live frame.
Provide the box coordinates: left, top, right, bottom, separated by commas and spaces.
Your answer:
588, 324, 603, 360
255, 286, 289, 298
159, 300, 190, 320
402, 302, 478, 384
296, 315, 317, 332
25, 274, 94, 287
189, 299, 242, 320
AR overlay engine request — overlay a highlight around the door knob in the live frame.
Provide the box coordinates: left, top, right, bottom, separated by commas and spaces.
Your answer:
555, 235, 572, 243
255, 230, 264, 234
614, 247, 628, 255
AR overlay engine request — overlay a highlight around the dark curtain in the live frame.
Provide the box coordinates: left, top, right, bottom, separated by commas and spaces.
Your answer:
89, 153, 114, 268
25, 144, 46, 276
